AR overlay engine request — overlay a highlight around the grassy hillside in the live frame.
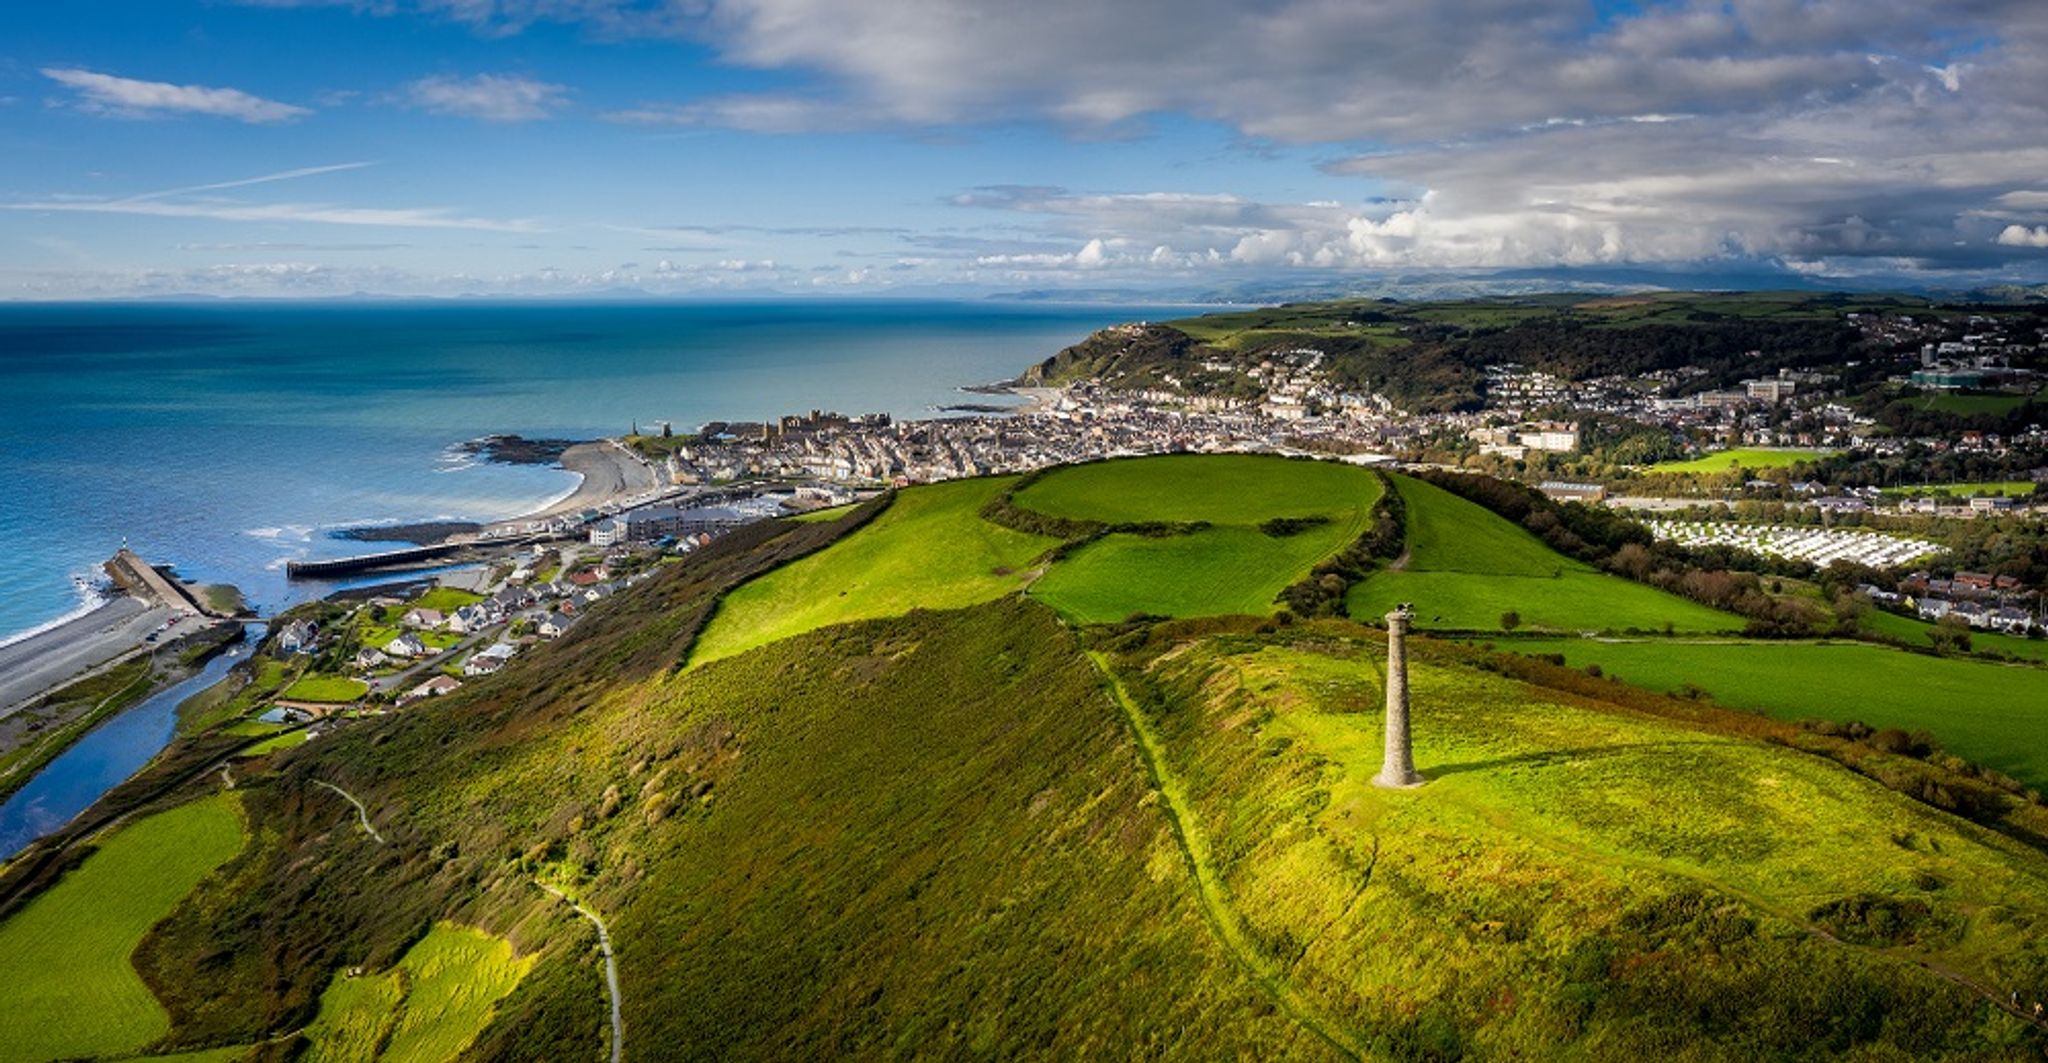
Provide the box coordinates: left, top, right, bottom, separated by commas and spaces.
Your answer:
1502, 637, 2048, 788
1106, 625, 2048, 1057
7, 454, 2048, 1059
1347, 475, 1743, 633
0, 795, 244, 1063
302, 922, 531, 1063
691, 477, 1058, 665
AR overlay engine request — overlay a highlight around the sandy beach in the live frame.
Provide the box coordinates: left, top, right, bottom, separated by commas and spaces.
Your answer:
488, 440, 665, 531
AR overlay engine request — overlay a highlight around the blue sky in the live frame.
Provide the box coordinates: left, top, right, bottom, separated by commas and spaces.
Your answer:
4, 0, 2047, 298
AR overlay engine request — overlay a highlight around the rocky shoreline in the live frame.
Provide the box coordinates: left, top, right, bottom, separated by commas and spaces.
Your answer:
459, 434, 584, 465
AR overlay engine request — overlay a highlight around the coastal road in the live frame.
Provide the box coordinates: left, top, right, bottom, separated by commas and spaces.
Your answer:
0, 599, 185, 717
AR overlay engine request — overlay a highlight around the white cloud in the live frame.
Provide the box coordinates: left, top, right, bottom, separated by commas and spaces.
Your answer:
1998, 224, 2048, 248
41, 67, 310, 123
404, 74, 568, 121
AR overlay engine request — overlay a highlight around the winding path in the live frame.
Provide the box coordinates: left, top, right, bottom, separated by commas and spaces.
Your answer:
313, 781, 384, 845
1086, 651, 1367, 1061
538, 882, 623, 1063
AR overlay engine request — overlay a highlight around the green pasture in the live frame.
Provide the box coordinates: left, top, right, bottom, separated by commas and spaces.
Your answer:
1503, 637, 2048, 787
789, 503, 858, 522
691, 477, 1059, 666
302, 922, 531, 1063
1032, 523, 1359, 621
1347, 476, 1742, 633
1906, 392, 2031, 416
1883, 480, 2040, 498
410, 587, 484, 614
0, 795, 245, 1063
1011, 453, 1381, 525
280, 674, 368, 704
1648, 448, 1836, 473
1859, 608, 2048, 663
1019, 455, 1382, 621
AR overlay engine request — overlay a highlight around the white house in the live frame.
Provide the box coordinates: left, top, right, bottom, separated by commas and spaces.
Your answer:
384, 632, 428, 658
275, 619, 319, 655
399, 608, 444, 630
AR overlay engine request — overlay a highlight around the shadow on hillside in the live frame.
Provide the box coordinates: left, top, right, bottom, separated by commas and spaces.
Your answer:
1425, 739, 1729, 779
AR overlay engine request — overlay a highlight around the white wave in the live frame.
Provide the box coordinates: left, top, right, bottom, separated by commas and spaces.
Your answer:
0, 571, 116, 650
244, 524, 314, 543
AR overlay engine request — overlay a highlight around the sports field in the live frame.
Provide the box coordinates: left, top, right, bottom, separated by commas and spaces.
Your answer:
691, 477, 1059, 666
1347, 476, 1742, 633
1504, 637, 2048, 787
0, 795, 245, 1063
1648, 448, 1836, 473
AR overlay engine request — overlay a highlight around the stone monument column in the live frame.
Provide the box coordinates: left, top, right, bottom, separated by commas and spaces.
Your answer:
1374, 603, 1424, 789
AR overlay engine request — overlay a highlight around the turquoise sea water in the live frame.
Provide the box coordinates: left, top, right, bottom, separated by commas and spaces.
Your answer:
0, 300, 1170, 641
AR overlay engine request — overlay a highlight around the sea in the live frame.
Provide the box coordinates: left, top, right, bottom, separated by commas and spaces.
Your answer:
0, 299, 1183, 855
0, 299, 1180, 643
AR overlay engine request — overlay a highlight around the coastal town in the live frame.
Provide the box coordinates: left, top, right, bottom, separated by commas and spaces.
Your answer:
287, 300, 2048, 718
4, 296, 2044, 812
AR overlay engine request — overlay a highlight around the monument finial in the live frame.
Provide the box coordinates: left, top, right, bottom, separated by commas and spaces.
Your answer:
1374, 603, 1424, 789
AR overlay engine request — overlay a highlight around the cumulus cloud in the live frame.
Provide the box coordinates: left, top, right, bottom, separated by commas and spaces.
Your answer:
41, 67, 310, 123
2000, 225, 2048, 248
403, 73, 569, 121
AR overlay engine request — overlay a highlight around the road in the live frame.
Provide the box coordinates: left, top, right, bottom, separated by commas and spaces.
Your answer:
0, 598, 195, 717
366, 630, 490, 694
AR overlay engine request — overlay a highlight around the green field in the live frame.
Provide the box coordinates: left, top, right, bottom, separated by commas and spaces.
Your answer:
411, 587, 484, 614
789, 503, 858, 522
1021, 455, 1383, 621
1033, 524, 1359, 621
1860, 608, 2048, 663
1907, 392, 2032, 416
239, 729, 312, 756
302, 922, 532, 1063
0, 795, 245, 1063
1011, 453, 1379, 525
280, 674, 369, 703
691, 477, 1059, 666
1347, 476, 1743, 633
1883, 480, 2041, 498
1648, 447, 1836, 473
1504, 637, 2048, 786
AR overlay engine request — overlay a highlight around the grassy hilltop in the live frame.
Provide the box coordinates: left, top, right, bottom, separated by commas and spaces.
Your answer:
2, 454, 2047, 1060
